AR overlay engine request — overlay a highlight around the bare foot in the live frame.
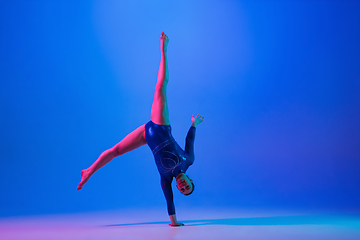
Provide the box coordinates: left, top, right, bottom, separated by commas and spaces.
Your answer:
160, 32, 169, 53
77, 169, 91, 191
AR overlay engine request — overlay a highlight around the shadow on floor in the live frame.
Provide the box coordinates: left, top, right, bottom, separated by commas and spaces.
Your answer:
104, 214, 360, 227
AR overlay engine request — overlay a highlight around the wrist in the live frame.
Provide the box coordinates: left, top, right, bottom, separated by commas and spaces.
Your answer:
169, 214, 177, 224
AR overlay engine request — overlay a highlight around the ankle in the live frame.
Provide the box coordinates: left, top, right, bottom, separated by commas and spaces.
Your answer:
84, 168, 93, 176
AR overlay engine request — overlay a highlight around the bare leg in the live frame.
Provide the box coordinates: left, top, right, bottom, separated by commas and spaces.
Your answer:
77, 124, 146, 190
151, 32, 170, 125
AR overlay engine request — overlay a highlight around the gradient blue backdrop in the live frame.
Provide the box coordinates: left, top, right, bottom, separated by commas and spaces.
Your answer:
1, 0, 359, 217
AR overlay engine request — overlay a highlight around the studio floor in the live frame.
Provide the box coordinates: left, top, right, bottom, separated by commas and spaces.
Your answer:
1, 208, 359, 240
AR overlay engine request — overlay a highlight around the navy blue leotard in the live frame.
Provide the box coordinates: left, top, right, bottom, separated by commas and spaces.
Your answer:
145, 121, 196, 215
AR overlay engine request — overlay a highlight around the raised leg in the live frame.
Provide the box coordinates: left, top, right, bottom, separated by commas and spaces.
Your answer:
151, 32, 170, 125
77, 124, 147, 190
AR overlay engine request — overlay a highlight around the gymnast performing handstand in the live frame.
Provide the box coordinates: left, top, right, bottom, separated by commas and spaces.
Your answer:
77, 32, 204, 227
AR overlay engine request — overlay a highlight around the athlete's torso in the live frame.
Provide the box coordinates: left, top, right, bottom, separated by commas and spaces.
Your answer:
145, 121, 190, 181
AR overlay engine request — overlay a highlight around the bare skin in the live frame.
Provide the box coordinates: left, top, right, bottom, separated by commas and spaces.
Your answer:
169, 214, 184, 227
191, 114, 204, 127
77, 124, 146, 191
176, 173, 193, 194
77, 32, 203, 227
151, 32, 170, 125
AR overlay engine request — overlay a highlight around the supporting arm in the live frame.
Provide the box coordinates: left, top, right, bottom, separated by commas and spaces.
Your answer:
161, 176, 184, 226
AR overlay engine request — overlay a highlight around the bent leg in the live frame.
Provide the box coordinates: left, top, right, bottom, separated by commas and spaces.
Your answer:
151, 32, 170, 125
77, 124, 147, 190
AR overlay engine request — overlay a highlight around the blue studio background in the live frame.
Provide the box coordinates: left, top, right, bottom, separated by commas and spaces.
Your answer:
1, 0, 359, 218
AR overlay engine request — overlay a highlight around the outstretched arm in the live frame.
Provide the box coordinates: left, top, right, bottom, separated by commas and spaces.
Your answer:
185, 114, 204, 165
161, 176, 184, 226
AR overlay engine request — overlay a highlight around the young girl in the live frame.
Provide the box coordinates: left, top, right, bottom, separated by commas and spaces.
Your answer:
77, 32, 204, 226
